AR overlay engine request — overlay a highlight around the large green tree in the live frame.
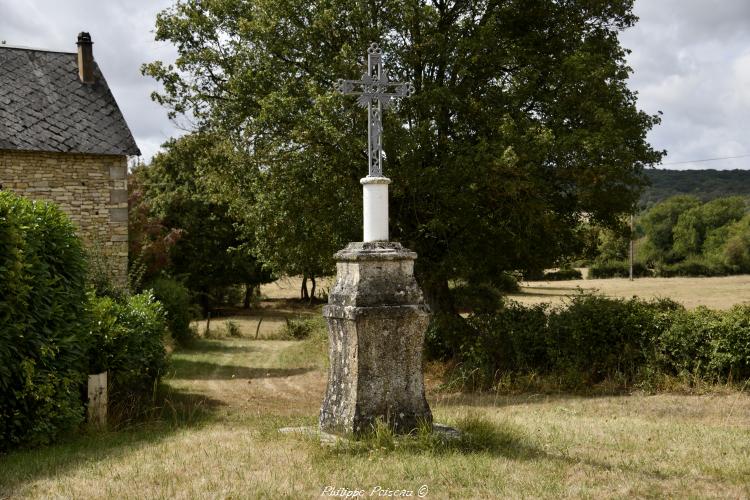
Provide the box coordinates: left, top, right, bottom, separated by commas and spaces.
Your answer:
130, 133, 273, 312
144, 0, 663, 316
639, 195, 701, 263
672, 196, 747, 258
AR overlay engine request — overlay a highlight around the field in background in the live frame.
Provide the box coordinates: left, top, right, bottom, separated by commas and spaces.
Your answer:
260, 276, 334, 300
190, 277, 333, 339
249, 273, 750, 311
512, 274, 750, 310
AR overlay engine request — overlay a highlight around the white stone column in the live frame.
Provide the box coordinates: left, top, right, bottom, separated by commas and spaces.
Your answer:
361, 176, 391, 242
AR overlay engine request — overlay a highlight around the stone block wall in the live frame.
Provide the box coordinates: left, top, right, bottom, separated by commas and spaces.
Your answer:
0, 150, 128, 287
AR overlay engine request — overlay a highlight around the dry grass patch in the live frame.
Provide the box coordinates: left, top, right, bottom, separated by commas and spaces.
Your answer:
259, 275, 334, 300
191, 299, 322, 339
512, 274, 750, 309
3, 333, 750, 498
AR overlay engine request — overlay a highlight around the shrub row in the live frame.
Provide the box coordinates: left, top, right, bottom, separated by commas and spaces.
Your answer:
0, 192, 169, 450
653, 258, 733, 277
87, 292, 168, 400
524, 268, 583, 281
283, 317, 319, 339
457, 295, 750, 389
588, 260, 652, 278
589, 257, 746, 279
0, 193, 89, 449
540, 268, 583, 281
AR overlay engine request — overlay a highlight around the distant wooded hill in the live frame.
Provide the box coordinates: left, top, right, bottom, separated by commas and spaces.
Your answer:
641, 169, 750, 207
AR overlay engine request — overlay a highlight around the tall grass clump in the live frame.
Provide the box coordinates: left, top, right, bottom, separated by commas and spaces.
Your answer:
283, 317, 318, 340
225, 320, 242, 338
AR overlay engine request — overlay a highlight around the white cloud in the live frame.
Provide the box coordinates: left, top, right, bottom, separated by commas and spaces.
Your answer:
621, 0, 750, 170
0, 0, 181, 162
2, 0, 748, 169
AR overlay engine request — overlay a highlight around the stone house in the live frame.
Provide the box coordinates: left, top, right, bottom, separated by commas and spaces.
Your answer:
0, 33, 139, 287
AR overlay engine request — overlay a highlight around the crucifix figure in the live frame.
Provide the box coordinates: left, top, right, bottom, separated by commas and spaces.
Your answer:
336, 43, 414, 241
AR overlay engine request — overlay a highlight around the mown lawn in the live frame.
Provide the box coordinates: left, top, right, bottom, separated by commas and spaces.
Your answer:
2, 320, 750, 499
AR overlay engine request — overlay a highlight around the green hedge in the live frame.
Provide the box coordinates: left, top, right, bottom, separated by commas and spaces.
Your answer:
588, 260, 652, 278
0, 192, 170, 450
544, 296, 679, 385
0, 192, 89, 449
541, 268, 583, 281
149, 277, 194, 345
655, 305, 750, 380
87, 292, 168, 399
654, 258, 731, 277
589, 257, 745, 279
524, 268, 583, 281
459, 295, 750, 389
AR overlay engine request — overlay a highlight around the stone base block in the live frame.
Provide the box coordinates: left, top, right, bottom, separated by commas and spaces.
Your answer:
319, 242, 433, 436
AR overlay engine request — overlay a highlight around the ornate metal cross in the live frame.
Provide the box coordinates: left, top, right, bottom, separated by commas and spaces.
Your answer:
336, 43, 415, 177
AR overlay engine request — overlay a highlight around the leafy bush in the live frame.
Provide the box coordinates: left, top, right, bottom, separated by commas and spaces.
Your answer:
87, 292, 168, 399
283, 317, 318, 340
546, 296, 680, 385
654, 257, 730, 277
588, 260, 652, 278
465, 303, 549, 387
425, 312, 476, 361
541, 268, 583, 281
452, 282, 504, 314
225, 320, 242, 338
709, 305, 750, 380
494, 273, 521, 293
653, 307, 716, 379
0, 192, 88, 450
149, 277, 194, 344
656, 305, 750, 381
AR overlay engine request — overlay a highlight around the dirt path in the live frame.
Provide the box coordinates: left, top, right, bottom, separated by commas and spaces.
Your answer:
167, 337, 327, 417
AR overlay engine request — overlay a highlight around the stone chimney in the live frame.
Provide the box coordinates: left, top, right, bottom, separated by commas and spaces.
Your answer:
76, 32, 95, 84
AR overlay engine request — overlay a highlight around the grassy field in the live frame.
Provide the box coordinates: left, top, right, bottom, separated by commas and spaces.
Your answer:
513, 274, 750, 310
3, 275, 750, 498
3, 308, 750, 498
193, 275, 750, 339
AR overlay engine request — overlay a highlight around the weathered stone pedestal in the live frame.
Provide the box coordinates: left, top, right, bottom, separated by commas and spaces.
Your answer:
319, 241, 432, 435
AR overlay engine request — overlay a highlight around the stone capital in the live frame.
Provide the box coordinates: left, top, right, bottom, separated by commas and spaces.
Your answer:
360, 176, 391, 186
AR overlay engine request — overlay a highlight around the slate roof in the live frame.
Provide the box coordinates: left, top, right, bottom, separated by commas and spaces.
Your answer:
0, 46, 140, 156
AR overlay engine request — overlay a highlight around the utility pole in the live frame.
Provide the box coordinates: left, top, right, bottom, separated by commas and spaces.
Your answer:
629, 213, 635, 281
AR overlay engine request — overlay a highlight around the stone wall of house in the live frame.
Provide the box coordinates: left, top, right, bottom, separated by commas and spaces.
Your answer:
0, 150, 128, 288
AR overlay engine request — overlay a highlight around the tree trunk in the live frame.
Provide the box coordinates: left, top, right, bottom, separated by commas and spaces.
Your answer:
418, 273, 469, 359
420, 276, 456, 317
199, 288, 211, 318
300, 274, 309, 301
243, 284, 255, 309
309, 276, 316, 304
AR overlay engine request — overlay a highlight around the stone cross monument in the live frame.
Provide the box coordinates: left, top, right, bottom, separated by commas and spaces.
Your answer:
335, 42, 414, 242
320, 43, 432, 436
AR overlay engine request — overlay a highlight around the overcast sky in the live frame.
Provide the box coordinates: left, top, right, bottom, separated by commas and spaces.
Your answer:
1, 0, 748, 170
